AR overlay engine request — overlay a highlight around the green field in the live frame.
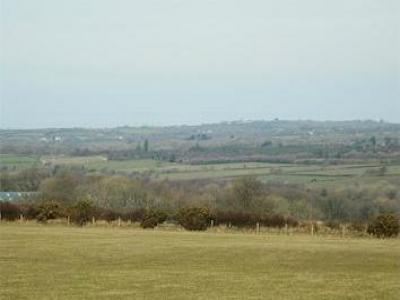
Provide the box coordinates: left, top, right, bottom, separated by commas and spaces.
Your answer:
0, 154, 40, 170
0, 224, 399, 299
46, 156, 400, 186
2, 154, 400, 187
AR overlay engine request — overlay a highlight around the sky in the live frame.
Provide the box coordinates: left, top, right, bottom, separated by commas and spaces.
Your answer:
1, 0, 399, 128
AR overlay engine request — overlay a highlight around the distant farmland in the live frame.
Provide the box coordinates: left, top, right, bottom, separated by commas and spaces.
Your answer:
2, 154, 399, 187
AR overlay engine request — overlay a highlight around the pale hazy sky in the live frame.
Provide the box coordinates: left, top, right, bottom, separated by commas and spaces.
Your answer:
1, 0, 399, 128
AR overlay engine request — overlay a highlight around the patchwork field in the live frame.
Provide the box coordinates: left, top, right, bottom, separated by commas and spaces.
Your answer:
2, 154, 400, 187
0, 224, 399, 299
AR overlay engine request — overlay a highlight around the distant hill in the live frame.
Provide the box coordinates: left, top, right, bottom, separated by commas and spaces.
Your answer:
1, 120, 400, 164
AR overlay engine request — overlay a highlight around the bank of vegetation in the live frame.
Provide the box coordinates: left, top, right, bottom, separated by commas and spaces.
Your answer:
1, 171, 398, 238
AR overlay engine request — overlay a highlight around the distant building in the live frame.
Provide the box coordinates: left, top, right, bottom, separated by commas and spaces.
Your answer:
0, 192, 37, 202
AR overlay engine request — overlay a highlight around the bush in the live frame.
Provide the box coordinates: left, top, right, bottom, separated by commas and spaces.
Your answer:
215, 211, 298, 229
19, 203, 39, 220
140, 217, 159, 229
325, 220, 341, 230
98, 209, 119, 223
140, 209, 168, 229
70, 199, 95, 226
215, 211, 257, 228
349, 221, 366, 232
177, 207, 210, 231
285, 215, 299, 227
367, 214, 399, 238
0, 202, 21, 221
261, 214, 287, 228
122, 208, 147, 222
36, 201, 63, 223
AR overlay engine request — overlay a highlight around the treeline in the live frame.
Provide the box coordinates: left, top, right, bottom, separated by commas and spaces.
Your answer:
72, 136, 400, 163
1, 168, 399, 224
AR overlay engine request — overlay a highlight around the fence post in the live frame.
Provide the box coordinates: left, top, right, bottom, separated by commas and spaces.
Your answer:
311, 223, 314, 236
92, 216, 95, 225
118, 217, 121, 227
285, 222, 288, 235
20, 214, 24, 222
256, 222, 260, 234
210, 219, 214, 227
67, 215, 70, 226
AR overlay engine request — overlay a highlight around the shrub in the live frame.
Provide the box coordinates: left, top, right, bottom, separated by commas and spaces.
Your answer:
70, 199, 95, 226
261, 214, 287, 228
140, 217, 159, 229
325, 220, 341, 230
152, 209, 168, 224
215, 211, 297, 229
36, 201, 63, 223
19, 203, 39, 220
98, 209, 119, 223
0, 202, 21, 221
122, 208, 147, 222
285, 215, 299, 227
177, 207, 210, 231
140, 209, 168, 229
367, 214, 399, 238
215, 211, 257, 228
349, 221, 366, 232
299, 221, 319, 233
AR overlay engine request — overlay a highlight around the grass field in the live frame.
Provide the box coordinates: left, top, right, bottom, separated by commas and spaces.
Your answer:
2, 154, 400, 187
0, 154, 40, 170
0, 224, 399, 299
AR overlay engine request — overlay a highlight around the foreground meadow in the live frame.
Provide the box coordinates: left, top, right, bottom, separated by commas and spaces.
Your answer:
0, 224, 399, 300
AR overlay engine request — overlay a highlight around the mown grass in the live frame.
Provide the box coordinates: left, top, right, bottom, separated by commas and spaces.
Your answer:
0, 223, 399, 300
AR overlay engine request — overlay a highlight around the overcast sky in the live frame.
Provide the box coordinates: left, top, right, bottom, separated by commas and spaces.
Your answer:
1, 0, 399, 128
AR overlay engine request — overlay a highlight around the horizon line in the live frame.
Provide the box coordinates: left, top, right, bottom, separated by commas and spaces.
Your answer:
1, 118, 398, 131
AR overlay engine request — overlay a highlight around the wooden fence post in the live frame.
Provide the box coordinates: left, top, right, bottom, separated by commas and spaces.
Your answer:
20, 214, 24, 222
118, 217, 121, 227
311, 223, 314, 236
92, 216, 95, 225
285, 222, 288, 235
67, 216, 70, 226
256, 222, 260, 234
